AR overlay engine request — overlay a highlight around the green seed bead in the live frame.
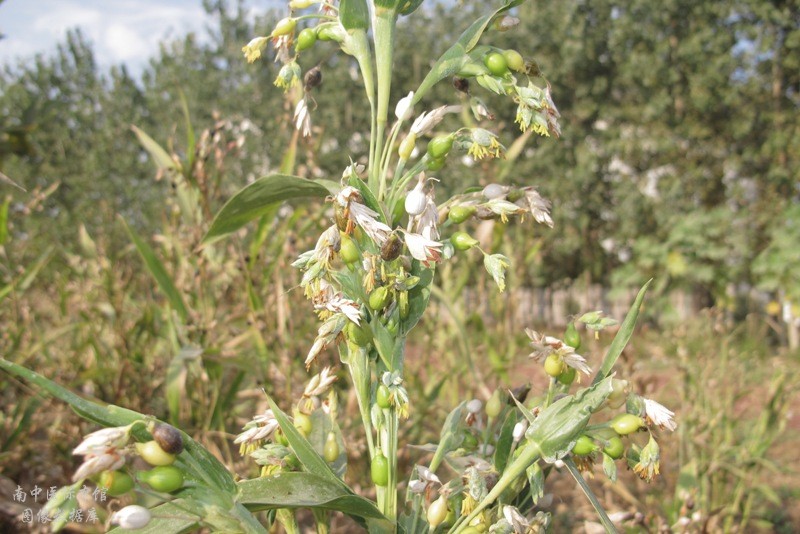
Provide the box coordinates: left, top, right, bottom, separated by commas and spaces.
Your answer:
323, 432, 339, 463
293, 411, 312, 437
503, 49, 525, 72
426, 156, 446, 171
451, 232, 479, 251
376, 384, 392, 409
448, 205, 476, 224
427, 495, 449, 528
485, 390, 502, 419
139, 465, 184, 493
295, 28, 317, 52
339, 233, 360, 265
609, 413, 645, 436
543, 354, 565, 377
564, 321, 581, 350
572, 435, 596, 456
371, 453, 389, 486
272, 17, 297, 37
98, 470, 134, 497
136, 440, 176, 467
426, 135, 454, 159
484, 52, 509, 76
603, 436, 625, 459
557, 366, 577, 386
368, 286, 391, 311
346, 321, 372, 347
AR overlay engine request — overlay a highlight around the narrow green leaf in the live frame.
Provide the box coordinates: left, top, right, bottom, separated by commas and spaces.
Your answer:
493, 411, 516, 472
131, 124, 181, 175
591, 280, 652, 386
340, 0, 369, 30
264, 396, 350, 492
429, 402, 467, 472
0, 197, 9, 245
121, 218, 189, 323
238, 473, 387, 521
203, 174, 329, 245
0, 358, 237, 494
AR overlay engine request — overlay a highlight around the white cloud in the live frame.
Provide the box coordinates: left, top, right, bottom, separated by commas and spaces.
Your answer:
1, 0, 214, 72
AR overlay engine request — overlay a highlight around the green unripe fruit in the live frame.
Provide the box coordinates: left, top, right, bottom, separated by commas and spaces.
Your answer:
486, 390, 503, 419
339, 233, 360, 265
427, 495, 449, 529
451, 232, 479, 251
502, 49, 525, 72
376, 384, 392, 409
275, 428, 289, 446
323, 432, 339, 462
138, 465, 184, 493
317, 25, 339, 41
557, 366, 577, 386
398, 134, 416, 160
609, 413, 645, 436
293, 411, 312, 437
484, 52, 509, 76
295, 28, 317, 51
152, 424, 184, 455
98, 470, 134, 497
290, 0, 314, 8
136, 440, 176, 466
448, 205, 476, 224
399, 291, 409, 320
426, 135, 454, 159
371, 453, 389, 486
368, 286, 391, 311
603, 436, 625, 459
272, 17, 297, 37
426, 156, 446, 171
461, 432, 478, 451
543, 354, 565, 377
346, 321, 372, 347
564, 322, 581, 350
572, 435, 596, 456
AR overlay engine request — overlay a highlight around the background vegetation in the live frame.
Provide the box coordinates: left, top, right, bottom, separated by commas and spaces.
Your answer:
1, 0, 798, 531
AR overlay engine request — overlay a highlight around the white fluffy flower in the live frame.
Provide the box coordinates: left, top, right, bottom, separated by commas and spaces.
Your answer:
644, 398, 677, 431
403, 231, 442, 266
410, 105, 461, 136
235, 410, 280, 445
294, 99, 312, 137
72, 426, 130, 456
73, 452, 126, 482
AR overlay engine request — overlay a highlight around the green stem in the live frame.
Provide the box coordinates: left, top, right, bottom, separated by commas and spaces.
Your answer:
563, 458, 620, 534
386, 407, 399, 520
545, 377, 557, 407
372, 7, 397, 198
347, 345, 375, 458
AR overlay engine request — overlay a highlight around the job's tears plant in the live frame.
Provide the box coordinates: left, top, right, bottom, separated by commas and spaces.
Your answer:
0, 0, 677, 532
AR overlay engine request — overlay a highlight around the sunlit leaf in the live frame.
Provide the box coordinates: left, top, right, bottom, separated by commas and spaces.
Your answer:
203, 175, 329, 245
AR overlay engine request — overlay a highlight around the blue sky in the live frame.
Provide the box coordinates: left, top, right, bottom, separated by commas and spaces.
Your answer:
0, 0, 219, 72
